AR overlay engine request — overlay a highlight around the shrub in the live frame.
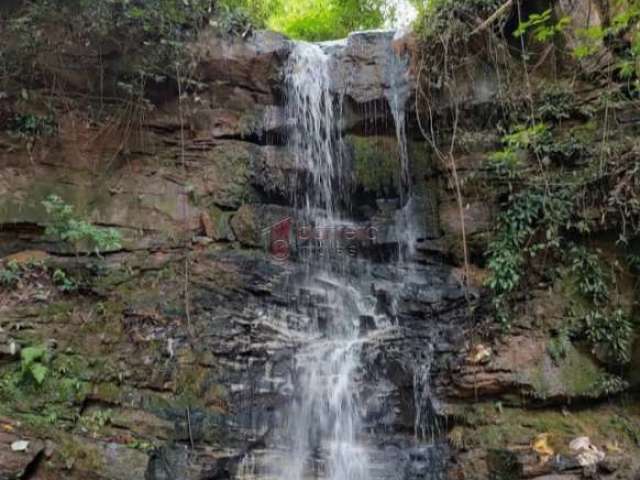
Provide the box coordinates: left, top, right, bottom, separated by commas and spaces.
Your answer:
568, 246, 610, 304
8, 113, 57, 138
52, 269, 78, 293
486, 187, 574, 327
3, 0, 213, 99
582, 309, 634, 365
488, 124, 552, 175
42, 195, 122, 257
0, 260, 21, 288
536, 85, 576, 123
413, 0, 504, 41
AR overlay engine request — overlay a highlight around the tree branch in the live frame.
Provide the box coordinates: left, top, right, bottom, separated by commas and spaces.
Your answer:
471, 0, 514, 36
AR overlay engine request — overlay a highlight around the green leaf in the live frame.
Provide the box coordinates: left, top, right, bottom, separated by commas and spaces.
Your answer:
20, 346, 45, 366
30, 364, 48, 385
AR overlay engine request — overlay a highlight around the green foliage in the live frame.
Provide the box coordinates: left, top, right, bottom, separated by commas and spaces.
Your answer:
488, 123, 551, 176
567, 247, 634, 366
52, 269, 78, 293
42, 195, 122, 256
20, 346, 49, 386
215, 5, 255, 34
608, 160, 640, 244
572, 2, 640, 90
513, 9, 570, 43
81, 409, 113, 431
582, 308, 634, 365
8, 113, 57, 139
568, 246, 609, 305
628, 253, 640, 273
573, 26, 605, 60
536, 85, 576, 123
488, 149, 522, 177
267, 0, 388, 41
486, 189, 546, 326
0, 260, 21, 288
490, 121, 587, 175
502, 123, 551, 153
486, 187, 574, 327
589, 373, 629, 397
3, 0, 213, 98
548, 328, 571, 363
610, 415, 640, 446
217, 0, 281, 28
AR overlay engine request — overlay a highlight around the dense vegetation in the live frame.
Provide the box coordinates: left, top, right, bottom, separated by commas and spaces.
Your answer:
223, 0, 394, 40
266, 0, 390, 41
410, 0, 640, 383
0, 0, 395, 116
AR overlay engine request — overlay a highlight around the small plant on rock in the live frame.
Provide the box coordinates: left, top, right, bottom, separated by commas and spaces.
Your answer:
569, 246, 610, 305
20, 346, 49, 386
42, 195, 122, 257
488, 123, 552, 177
583, 308, 634, 365
0, 260, 21, 288
52, 269, 78, 293
9, 113, 57, 139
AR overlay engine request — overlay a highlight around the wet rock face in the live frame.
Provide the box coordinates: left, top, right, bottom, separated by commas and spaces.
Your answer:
7, 23, 639, 480
325, 31, 413, 105
166, 252, 468, 479
0, 27, 469, 480
192, 30, 291, 103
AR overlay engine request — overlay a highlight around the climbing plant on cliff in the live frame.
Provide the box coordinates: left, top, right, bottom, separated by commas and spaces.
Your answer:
412, 0, 640, 356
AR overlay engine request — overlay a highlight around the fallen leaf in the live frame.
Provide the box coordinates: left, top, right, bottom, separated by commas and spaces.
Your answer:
532, 433, 554, 463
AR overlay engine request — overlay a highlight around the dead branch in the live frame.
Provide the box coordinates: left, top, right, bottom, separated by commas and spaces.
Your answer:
471, 0, 514, 36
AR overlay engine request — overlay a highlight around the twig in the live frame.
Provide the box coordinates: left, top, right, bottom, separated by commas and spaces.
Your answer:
184, 253, 193, 337
186, 407, 194, 449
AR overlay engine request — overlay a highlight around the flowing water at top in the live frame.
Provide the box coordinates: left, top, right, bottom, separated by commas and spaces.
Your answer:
251, 33, 441, 480
279, 40, 369, 480
287, 42, 343, 226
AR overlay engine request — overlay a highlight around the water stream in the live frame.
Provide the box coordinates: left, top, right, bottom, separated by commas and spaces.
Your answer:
241, 32, 444, 480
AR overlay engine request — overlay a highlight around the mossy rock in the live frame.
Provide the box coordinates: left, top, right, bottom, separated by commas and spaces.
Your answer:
526, 343, 614, 400
346, 135, 432, 196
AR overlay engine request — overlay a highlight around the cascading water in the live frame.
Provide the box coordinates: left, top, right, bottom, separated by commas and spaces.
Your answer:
278, 41, 369, 480
286, 42, 341, 222
241, 31, 447, 480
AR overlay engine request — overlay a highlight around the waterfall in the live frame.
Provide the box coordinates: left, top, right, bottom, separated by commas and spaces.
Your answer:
243, 31, 444, 480
278, 40, 368, 480
286, 42, 342, 225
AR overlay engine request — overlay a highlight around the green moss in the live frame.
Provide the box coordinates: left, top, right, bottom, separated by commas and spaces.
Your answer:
558, 347, 603, 396
0, 349, 93, 429
348, 135, 400, 194
528, 344, 610, 399
58, 436, 104, 473
460, 402, 640, 458
91, 382, 123, 404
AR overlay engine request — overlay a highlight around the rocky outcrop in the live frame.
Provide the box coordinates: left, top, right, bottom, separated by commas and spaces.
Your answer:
1, 9, 639, 480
